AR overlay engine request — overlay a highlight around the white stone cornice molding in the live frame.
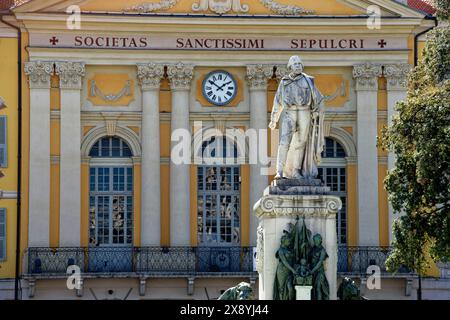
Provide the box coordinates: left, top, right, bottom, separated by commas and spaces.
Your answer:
275, 65, 289, 80
55, 61, 85, 90
24, 61, 54, 89
352, 63, 382, 91
167, 62, 194, 91
246, 64, 273, 91
137, 63, 165, 91
384, 63, 411, 91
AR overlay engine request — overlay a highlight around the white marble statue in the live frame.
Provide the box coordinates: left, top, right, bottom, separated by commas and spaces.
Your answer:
269, 56, 325, 179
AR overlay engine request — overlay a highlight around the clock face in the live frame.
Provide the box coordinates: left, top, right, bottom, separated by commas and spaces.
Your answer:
202, 70, 237, 106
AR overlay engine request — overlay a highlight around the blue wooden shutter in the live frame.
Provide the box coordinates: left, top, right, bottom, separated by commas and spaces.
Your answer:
0, 208, 6, 261
0, 116, 6, 167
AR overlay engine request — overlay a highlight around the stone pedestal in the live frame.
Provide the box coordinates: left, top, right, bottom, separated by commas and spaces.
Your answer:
295, 286, 312, 300
253, 178, 342, 300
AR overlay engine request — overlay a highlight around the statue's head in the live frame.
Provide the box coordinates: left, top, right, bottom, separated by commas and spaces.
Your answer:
313, 234, 322, 246
280, 233, 292, 247
236, 282, 254, 300
300, 258, 307, 266
338, 277, 362, 300
287, 55, 304, 75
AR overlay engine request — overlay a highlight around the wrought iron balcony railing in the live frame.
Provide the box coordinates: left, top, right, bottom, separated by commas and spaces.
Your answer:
25, 246, 414, 277
337, 246, 415, 276
26, 246, 256, 276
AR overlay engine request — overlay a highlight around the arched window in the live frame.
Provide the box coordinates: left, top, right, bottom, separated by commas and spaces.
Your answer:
197, 136, 240, 246
88, 136, 133, 246
318, 137, 347, 245
89, 136, 132, 157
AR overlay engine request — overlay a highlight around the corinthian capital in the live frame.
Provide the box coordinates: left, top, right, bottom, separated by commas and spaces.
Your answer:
383, 63, 411, 91
352, 63, 382, 91
55, 61, 86, 90
274, 65, 289, 80
246, 64, 273, 90
137, 63, 165, 91
167, 62, 194, 91
24, 61, 54, 89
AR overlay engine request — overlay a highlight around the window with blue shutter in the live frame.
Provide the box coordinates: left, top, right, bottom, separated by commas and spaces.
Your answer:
0, 116, 7, 167
0, 208, 6, 261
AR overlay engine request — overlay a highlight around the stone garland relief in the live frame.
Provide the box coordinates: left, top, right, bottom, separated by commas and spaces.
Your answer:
273, 217, 330, 300
126, 0, 314, 15
90, 80, 132, 102
126, 0, 180, 12
87, 73, 136, 106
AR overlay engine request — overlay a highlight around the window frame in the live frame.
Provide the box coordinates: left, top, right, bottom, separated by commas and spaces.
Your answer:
197, 165, 241, 247
0, 208, 6, 261
319, 137, 348, 245
0, 116, 7, 168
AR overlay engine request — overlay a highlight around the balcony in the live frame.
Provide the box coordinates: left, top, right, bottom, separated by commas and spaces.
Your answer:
24, 246, 414, 278
25, 246, 256, 278
337, 246, 415, 277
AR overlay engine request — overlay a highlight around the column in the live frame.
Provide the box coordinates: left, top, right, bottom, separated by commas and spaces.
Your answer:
167, 63, 194, 246
24, 61, 53, 246
383, 63, 410, 243
55, 62, 85, 247
353, 63, 382, 246
137, 63, 164, 246
246, 65, 273, 246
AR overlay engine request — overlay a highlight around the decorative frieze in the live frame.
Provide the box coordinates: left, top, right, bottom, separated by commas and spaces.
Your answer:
55, 61, 85, 90
254, 195, 342, 218
167, 62, 194, 91
137, 63, 165, 91
259, 0, 314, 15
246, 64, 273, 90
24, 61, 54, 89
384, 63, 411, 91
126, 0, 179, 13
352, 63, 382, 91
192, 0, 249, 14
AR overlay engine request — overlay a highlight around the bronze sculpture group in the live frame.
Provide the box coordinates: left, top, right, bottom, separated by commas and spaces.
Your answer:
274, 217, 330, 300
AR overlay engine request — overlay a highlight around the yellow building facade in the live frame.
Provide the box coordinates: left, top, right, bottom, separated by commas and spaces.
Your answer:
0, 18, 19, 299
0, 0, 445, 300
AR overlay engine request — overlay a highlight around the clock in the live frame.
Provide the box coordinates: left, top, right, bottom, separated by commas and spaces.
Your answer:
202, 70, 237, 106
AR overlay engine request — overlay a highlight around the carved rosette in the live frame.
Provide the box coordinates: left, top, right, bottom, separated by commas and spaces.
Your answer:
384, 63, 411, 91
254, 195, 342, 218
167, 62, 194, 91
137, 63, 165, 91
352, 63, 382, 91
246, 65, 273, 91
55, 62, 85, 90
24, 61, 54, 89
256, 225, 264, 274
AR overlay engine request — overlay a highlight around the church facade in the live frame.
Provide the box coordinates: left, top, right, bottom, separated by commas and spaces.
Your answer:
0, 0, 446, 300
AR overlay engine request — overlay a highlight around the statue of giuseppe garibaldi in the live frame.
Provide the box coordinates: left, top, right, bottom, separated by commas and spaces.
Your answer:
269, 56, 325, 180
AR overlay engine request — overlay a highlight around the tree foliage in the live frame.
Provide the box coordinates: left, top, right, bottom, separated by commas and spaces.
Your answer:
379, 21, 450, 275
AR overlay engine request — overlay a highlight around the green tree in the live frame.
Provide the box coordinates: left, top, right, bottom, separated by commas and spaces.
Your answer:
379, 2, 449, 299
